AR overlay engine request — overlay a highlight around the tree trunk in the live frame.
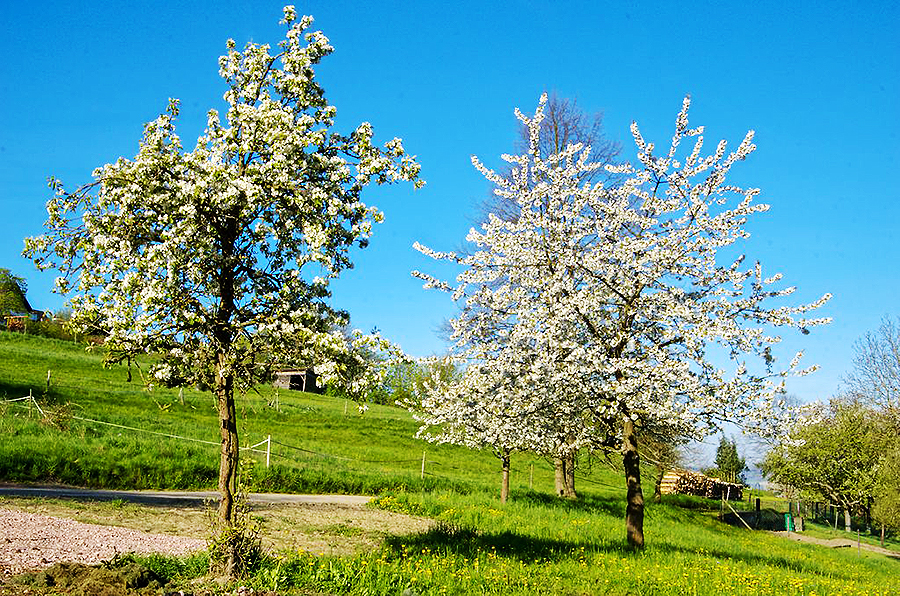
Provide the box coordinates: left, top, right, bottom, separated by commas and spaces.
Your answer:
622, 416, 644, 549
564, 451, 577, 499
500, 451, 511, 504
844, 507, 852, 533
881, 523, 886, 548
213, 217, 239, 577
554, 457, 566, 497
216, 352, 239, 576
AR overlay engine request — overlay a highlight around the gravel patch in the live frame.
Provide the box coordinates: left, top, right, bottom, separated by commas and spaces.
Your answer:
0, 508, 205, 577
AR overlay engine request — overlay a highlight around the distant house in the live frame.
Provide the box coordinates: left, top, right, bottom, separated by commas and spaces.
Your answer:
1, 274, 44, 330
273, 369, 321, 393
3, 311, 45, 331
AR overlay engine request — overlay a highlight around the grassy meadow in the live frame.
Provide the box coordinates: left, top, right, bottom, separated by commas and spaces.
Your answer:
0, 330, 531, 495
1, 331, 898, 595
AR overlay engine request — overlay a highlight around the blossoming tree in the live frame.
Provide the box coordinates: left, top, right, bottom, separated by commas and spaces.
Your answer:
24, 6, 421, 571
413, 94, 829, 548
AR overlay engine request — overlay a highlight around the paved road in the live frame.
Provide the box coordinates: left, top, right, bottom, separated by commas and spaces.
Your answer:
0, 485, 372, 507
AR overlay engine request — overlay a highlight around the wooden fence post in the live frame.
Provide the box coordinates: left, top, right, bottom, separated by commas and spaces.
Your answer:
421, 450, 426, 480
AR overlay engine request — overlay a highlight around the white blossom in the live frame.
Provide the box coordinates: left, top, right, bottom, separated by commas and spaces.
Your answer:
412, 95, 831, 462
25, 7, 422, 406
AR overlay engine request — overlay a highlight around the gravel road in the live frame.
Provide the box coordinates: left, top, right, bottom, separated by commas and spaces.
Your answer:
0, 508, 205, 577
0, 486, 372, 507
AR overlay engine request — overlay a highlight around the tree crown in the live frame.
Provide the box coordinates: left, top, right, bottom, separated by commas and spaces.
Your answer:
24, 6, 422, 395
413, 94, 831, 455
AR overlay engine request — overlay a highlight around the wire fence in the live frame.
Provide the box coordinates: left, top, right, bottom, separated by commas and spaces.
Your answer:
1, 392, 454, 480
2, 390, 677, 491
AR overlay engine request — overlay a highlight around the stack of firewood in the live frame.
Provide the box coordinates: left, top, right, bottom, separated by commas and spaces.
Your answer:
660, 469, 743, 500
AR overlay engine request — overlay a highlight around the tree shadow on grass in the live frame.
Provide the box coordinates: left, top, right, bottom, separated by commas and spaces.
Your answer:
0, 378, 68, 406
384, 513, 862, 583
383, 522, 630, 563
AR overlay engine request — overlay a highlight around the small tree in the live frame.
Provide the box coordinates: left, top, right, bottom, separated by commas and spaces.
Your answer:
25, 6, 421, 575
414, 94, 830, 548
405, 357, 543, 503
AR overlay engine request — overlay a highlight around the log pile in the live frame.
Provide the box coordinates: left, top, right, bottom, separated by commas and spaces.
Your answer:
660, 469, 743, 500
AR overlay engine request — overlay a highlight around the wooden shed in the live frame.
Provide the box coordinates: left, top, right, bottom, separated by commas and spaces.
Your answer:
273, 369, 320, 393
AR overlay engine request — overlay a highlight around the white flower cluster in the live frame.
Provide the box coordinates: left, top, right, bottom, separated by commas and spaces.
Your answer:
412, 94, 831, 457
24, 7, 422, 398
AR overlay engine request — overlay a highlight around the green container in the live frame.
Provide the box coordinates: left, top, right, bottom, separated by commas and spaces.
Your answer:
784, 513, 794, 532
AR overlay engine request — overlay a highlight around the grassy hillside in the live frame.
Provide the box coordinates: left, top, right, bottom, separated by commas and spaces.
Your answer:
0, 331, 594, 495
2, 332, 898, 595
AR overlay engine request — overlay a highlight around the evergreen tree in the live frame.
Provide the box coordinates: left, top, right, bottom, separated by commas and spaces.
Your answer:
712, 437, 748, 484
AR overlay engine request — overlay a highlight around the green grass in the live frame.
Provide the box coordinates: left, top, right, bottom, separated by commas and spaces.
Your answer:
228, 491, 898, 595
0, 331, 573, 495
2, 331, 899, 595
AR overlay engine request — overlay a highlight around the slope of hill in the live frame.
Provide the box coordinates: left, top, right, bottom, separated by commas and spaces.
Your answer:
0, 331, 581, 495
1, 332, 897, 595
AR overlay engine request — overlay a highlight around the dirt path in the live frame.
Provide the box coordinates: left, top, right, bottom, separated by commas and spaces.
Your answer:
772, 531, 900, 559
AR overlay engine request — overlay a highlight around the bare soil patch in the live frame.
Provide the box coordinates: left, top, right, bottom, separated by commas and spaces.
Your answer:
0, 496, 434, 573
0, 508, 204, 577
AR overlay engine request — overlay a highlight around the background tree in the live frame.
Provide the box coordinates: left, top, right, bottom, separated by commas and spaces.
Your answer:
708, 436, 748, 484
414, 94, 830, 548
844, 316, 900, 418
479, 92, 621, 222
384, 357, 458, 407
0, 268, 30, 317
762, 399, 891, 531
873, 444, 900, 544
25, 6, 421, 575
476, 93, 622, 498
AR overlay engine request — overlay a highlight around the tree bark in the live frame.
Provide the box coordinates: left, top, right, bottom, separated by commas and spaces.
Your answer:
622, 416, 644, 549
653, 466, 663, 503
213, 214, 240, 576
844, 507, 852, 533
216, 352, 239, 576
564, 451, 577, 499
500, 451, 511, 504
554, 457, 566, 497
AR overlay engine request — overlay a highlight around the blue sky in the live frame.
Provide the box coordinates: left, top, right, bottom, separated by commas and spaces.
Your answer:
1, 0, 898, 412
